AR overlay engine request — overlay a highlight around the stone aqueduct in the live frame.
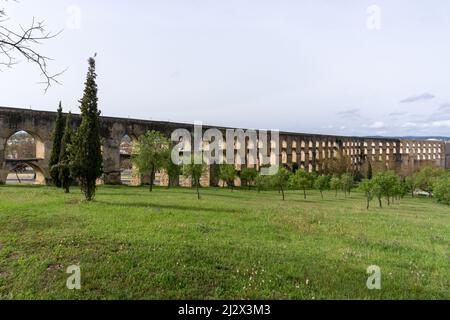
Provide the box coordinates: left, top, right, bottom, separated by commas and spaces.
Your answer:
0, 106, 448, 186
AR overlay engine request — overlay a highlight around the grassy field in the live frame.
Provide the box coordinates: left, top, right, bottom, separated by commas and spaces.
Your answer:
0, 185, 448, 300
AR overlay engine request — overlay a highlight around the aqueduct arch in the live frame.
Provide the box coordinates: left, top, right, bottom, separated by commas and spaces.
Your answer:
0, 111, 52, 184
4, 130, 46, 160
3, 160, 46, 185
2, 130, 47, 185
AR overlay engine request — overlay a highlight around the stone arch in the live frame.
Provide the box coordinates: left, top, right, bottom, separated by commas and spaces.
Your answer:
5, 161, 46, 185
119, 134, 138, 185
281, 150, 288, 164
120, 133, 138, 155
4, 130, 45, 160
292, 151, 297, 163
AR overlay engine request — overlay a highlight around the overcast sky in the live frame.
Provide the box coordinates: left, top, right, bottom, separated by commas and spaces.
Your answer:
1, 0, 450, 136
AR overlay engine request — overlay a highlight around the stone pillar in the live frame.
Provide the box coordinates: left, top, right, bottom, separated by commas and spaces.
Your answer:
304, 142, 310, 172
158, 169, 169, 187
286, 136, 292, 166
102, 140, 122, 185
179, 166, 210, 188
40, 138, 52, 184
129, 164, 142, 186
0, 136, 7, 184
179, 175, 192, 187
234, 175, 242, 187
33, 166, 47, 185
200, 166, 210, 187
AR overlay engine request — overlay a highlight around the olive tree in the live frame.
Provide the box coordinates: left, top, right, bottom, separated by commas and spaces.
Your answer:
131, 130, 170, 192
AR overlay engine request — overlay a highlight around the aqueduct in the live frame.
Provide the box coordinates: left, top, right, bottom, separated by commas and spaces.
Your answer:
0, 106, 448, 186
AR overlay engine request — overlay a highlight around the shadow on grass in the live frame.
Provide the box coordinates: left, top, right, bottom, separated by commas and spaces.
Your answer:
98, 188, 261, 201
96, 200, 242, 214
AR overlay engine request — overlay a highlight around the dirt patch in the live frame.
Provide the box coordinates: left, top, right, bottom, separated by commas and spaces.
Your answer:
65, 198, 84, 205
6, 252, 20, 260
47, 264, 64, 271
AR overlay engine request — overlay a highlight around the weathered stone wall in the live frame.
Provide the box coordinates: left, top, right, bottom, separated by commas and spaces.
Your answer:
0, 108, 55, 184
445, 142, 450, 169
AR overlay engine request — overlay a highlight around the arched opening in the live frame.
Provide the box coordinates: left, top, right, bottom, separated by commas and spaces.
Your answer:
6, 162, 46, 185
5, 131, 44, 160
120, 134, 136, 185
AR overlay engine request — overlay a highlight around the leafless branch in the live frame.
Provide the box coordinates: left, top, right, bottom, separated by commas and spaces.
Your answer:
0, 0, 64, 92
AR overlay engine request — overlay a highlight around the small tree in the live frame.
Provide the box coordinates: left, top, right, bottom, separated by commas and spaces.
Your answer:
57, 112, 74, 193
393, 178, 408, 201
372, 171, 394, 208
49, 102, 65, 187
218, 164, 236, 191
330, 176, 341, 197
255, 173, 270, 192
272, 167, 291, 200
416, 166, 445, 197
161, 149, 180, 188
240, 167, 258, 189
341, 173, 354, 196
314, 175, 330, 199
70, 57, 103, 201
405, 174, 417, 197
383, 171, 399, 205
131, 130, 170, 192
290, 169, 310, 199
433, 173, 450, 206
359, 179, 374, 210
183, 155, 208, 200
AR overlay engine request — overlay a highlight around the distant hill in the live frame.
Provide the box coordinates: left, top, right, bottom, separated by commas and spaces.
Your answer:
365, 136, 450, 141
399, 136, 450, 141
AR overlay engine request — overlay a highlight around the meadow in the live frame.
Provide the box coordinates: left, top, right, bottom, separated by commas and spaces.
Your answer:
0, 185, 448, 299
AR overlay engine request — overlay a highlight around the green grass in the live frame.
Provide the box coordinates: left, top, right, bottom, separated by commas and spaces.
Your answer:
0, 185, 448, 300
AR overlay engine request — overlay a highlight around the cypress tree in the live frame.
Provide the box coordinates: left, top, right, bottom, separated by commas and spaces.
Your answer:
49, 102, 65, 187
58, 112, 74, 193
70, 57, 103, 201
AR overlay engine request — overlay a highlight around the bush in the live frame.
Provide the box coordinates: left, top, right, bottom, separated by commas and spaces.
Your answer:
240, 167, 258, 189
433, 173, 450, 206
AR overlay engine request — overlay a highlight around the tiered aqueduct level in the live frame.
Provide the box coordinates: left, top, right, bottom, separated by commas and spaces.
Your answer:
1, 106, 449, 186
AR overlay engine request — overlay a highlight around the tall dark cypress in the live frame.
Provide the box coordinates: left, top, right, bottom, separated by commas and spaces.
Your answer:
70, 57, 103, 201
58, 112, 74, 193
49, 102, 65, 187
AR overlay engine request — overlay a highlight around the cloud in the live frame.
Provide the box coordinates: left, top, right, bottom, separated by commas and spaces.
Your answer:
426, 103, 450, 121
431, 120, 450, 128
401, 122, 419, 128
400, 93, 435, 103
337, 108, 361, 118
401, 119, 450, 128
367, 121, 386, 129
389, 111, 408, 117
438, 103, 450, 112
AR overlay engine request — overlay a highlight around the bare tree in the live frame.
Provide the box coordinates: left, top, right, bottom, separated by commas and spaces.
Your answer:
0, 0, 63, 91
11, 162, 28, 183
